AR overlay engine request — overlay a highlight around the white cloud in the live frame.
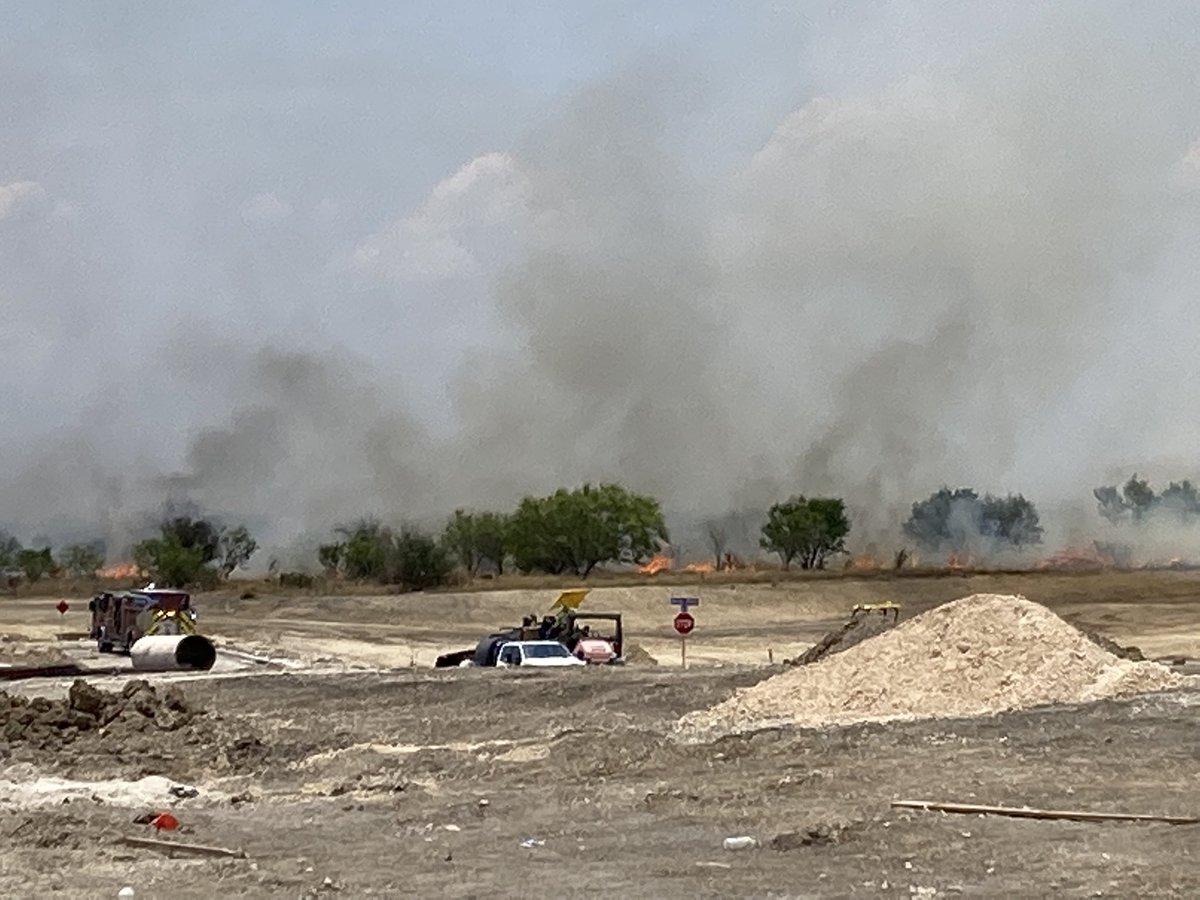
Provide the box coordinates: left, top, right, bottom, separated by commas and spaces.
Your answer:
240, 192, 293, 223
350, 152, 533, 283
0, 181, 44, 219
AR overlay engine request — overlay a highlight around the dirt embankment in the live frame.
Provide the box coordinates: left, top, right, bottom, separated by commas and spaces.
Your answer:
1, 679, 270, 780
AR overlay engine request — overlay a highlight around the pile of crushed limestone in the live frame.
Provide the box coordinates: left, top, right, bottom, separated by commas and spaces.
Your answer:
0, 680, 268, 777
675, 593, 1190, 741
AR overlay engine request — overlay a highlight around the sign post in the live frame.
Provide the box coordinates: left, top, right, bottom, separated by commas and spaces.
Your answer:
670, 597, 699, 669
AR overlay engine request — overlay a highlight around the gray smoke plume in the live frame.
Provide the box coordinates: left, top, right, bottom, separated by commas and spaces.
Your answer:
4, 3, 1200, 564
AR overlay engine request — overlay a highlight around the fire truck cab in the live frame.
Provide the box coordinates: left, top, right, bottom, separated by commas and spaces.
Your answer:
88, 587, 195, 654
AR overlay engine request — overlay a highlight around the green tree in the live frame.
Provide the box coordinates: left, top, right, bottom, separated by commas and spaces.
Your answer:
218, 525, 258, 576
760, 496, 850, 570
318, 520, 450, 590
160, 516, 221, 563
392, 528, 451, 590
904, 488, 1043, 553
317, 542, 344, 576
443, 509, 511, 577
16, 547, 56, 582
336, 519, 391, 580
0, 530, 22, 571
442, 509, 484, 577
474, 511, 509, 575
507, 483, 668, 576
1093, 485, 1127, 524
1094, 475, 1163, 525
980, 494, 1043, 546
1160, 480, 1200, 521
131, 534, 207, 587
902, 488, 982, 553
1122, 474, 1157, 521
59, 543, 105, 578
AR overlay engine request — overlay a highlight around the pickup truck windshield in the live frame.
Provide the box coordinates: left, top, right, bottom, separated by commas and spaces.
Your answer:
523, 643, 571, 659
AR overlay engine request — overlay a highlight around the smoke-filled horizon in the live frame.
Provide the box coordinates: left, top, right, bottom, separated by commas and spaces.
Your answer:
4, 2, 1200, 563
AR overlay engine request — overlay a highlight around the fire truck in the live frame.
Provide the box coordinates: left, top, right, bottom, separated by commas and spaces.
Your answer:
88, 586, 197, 654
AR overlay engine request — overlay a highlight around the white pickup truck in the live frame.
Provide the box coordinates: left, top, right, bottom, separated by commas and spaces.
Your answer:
494, 640, 586, 668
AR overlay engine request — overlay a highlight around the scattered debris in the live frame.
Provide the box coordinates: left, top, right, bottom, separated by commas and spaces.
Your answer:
770, 821, 856, 850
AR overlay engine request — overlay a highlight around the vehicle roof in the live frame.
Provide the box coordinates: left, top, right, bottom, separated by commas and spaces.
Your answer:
501, 640, 568, 648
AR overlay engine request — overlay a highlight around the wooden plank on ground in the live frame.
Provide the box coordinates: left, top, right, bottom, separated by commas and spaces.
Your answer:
893, 799, 1199, 825
117, 836, 248, 859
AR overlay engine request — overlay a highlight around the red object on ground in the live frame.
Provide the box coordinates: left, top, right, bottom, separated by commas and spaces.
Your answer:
55, 600, 69, 615
151, 813, 180, 832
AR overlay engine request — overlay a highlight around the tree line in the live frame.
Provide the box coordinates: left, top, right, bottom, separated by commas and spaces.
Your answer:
1094, 475, 1200, 525
317, 483, 670, 590
315, 483, 1048, 588
39, 473, 1200, 590
0, 518, 258, 588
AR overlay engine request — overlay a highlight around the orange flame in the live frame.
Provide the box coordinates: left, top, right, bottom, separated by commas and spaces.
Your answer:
1035, 546, 1113, 572
845, 555, 883, 572
682, 560, 715, 574
638, 554, 673, 575
945, 552, 975, 570
98, 562, 142, 580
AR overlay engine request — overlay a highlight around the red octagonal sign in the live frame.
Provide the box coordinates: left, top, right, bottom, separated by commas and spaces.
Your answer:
673, 611, 695, 636
55, 600, 70, 615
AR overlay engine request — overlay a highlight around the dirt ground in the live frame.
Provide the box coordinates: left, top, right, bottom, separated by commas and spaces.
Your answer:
3, 571, 1200, 898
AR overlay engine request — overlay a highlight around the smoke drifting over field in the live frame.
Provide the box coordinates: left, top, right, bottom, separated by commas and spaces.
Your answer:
3, 3, 1200, 561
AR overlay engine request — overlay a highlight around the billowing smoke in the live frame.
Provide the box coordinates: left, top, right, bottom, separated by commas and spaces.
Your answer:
4, 3, 1200, 564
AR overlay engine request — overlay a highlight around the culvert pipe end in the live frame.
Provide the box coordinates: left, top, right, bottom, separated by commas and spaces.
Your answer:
130, 635, 218, 672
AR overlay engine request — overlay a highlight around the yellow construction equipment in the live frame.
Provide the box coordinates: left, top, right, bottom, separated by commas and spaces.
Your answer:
851, 601, 901, 622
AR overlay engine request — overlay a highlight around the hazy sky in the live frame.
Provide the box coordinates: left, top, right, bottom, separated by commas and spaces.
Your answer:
3, 2, 1199, 556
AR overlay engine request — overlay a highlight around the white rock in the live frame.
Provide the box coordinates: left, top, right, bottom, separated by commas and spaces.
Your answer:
722, 836, 758, 851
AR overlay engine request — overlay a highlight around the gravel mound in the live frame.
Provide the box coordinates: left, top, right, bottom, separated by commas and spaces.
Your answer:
623, 643, 659, 666
675, 594, 1187, 740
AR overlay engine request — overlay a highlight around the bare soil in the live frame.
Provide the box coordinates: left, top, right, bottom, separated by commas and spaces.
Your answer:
2, 570, 1199, 898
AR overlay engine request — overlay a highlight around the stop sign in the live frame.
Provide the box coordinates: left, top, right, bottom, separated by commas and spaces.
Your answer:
673, 611, 695, 635
55, 600, 70, 616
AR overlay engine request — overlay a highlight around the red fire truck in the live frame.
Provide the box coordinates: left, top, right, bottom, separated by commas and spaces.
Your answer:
88, 587, 196, 654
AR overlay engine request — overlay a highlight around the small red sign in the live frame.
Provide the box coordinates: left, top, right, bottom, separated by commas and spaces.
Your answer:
55, 600, 69, 616
673, 611, 695, 636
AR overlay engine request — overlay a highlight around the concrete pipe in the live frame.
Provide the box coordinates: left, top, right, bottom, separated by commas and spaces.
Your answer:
130, 634, 217, 672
